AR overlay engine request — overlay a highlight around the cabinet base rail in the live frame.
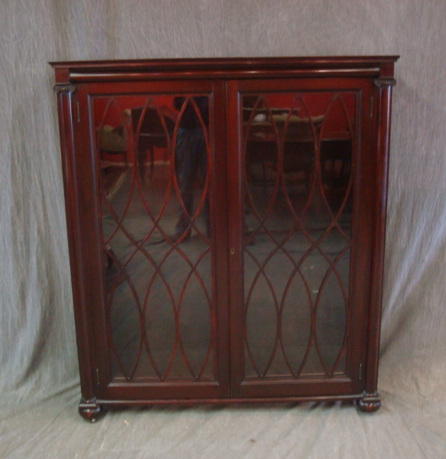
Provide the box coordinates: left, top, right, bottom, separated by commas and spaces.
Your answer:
79, 392, 381, 422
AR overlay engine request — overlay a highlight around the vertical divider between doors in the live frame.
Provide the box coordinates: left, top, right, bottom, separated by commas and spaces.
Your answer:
225, 81, 245, 396
211, 80, 231, 396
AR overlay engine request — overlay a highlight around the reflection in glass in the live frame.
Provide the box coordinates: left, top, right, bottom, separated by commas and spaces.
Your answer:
242, 92, 355, 378
95, 94, 214, 381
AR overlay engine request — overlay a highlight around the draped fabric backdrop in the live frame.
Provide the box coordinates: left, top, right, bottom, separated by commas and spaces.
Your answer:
1, 1, 445, 457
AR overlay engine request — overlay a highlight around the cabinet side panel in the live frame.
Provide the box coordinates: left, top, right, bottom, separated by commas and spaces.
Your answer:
55, 85, 95, 399
365, 80, 395, 393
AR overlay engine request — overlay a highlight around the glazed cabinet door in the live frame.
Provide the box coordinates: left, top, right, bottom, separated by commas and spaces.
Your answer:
226, 78, 375, 398
73, 80, 230, 400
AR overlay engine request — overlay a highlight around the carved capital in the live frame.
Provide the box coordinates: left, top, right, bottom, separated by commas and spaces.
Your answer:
357, 392, 381, 413
79, 398, 104, 423
374, 78, 396, 88
54, 83, 76, 95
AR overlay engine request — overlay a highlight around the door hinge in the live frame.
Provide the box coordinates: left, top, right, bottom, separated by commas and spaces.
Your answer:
359, 363, 364, 381
95, 368, 100, 386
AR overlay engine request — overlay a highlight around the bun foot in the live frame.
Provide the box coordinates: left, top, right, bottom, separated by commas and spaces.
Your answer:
357, 392, 381, 413
79, 398, 104, 423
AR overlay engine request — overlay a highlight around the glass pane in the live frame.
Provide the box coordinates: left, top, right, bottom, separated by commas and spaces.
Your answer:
242, 92, 355, 378
94, 94, 214, 381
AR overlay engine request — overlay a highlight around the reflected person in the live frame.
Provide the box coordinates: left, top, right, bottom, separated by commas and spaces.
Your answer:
172, 96, 210, 241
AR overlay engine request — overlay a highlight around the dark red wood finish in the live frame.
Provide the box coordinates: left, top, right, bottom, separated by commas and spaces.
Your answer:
52, 57, 398, 421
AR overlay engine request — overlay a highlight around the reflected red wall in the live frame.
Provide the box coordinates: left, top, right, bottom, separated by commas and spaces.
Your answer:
94, 92, 356, 165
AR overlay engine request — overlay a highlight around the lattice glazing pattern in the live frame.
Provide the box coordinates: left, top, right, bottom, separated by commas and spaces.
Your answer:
242, 92, 356, 379
95, 94, 215, 381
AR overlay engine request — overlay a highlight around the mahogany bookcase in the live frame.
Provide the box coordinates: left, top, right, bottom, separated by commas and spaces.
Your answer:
51, 56, 398, 421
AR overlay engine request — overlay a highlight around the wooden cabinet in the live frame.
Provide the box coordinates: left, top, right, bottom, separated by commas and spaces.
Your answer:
51, 56, 398, 421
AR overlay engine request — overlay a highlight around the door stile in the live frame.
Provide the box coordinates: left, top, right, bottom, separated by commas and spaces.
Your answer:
226, 81, 246, 396
210, 81, 231, 396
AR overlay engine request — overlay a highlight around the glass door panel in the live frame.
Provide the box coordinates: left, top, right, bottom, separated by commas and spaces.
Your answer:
91, 88, 226, 388
243, 91, 354, 378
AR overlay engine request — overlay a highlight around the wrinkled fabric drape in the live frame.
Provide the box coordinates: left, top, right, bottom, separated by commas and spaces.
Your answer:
1, 0, 445, 457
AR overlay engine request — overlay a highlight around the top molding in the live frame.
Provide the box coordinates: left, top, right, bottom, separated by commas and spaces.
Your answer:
50, 56, 399, 84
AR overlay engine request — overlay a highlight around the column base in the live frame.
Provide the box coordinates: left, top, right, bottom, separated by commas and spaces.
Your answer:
79, 398, 104, 423
357, 392, 381, 413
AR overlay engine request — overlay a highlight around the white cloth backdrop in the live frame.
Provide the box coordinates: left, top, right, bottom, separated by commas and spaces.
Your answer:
1, 1, 445, 457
